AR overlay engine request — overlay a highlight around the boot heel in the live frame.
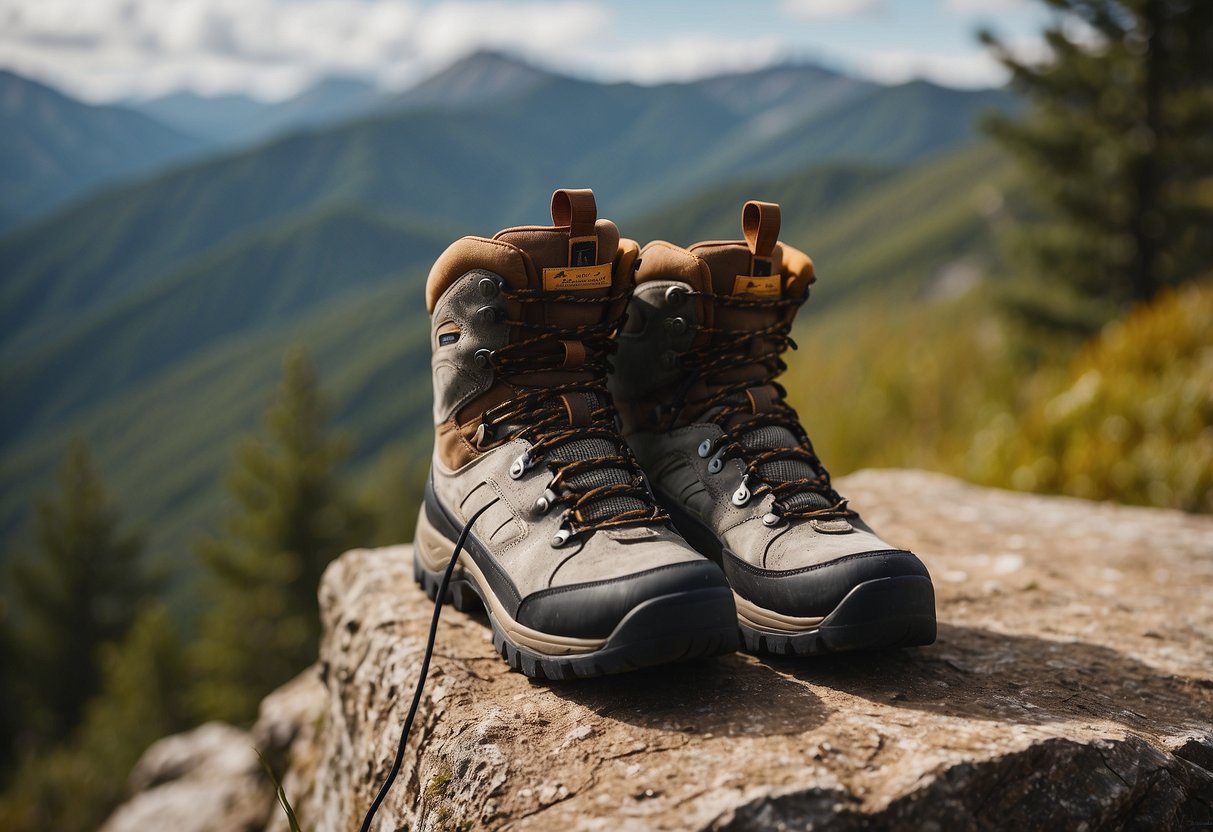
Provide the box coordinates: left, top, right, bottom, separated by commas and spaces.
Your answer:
413, 504, 483, 612
413, 504, 457, 604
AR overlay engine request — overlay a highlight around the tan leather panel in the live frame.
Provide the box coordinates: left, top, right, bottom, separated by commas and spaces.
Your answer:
454, 383, 516, 429
637, 240, 707, 287
494, 219, 621, 271
495, 219, 622, 331
609, 237, 640, 324
435, 416, 479, 470
426, 236, 531, 313
779, 243, 816, 300
636, 241, 714, 334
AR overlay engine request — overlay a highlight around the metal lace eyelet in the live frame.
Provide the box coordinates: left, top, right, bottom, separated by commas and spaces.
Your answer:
534, 487, 557, 515
697, 439, 713, 458
664, 286, 687, 306
663, 316, 688, 335
475, 305, 502, 324
551, 524, 573, 548
474, 349, 493, 369
707, 448, 725, 474
762, 512, 783, 527
732, 476, 751, 507
478, 276, 502, 298
509, 452, 533, 480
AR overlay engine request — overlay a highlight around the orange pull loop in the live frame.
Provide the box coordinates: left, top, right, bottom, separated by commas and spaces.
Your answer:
551, 189, 597, 236
551, 188, 598, 266
742, 200, 780, 267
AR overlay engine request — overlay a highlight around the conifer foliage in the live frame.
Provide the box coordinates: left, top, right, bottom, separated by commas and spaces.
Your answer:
983, 0, 1213, 330
0, 441, 177, 831
6, 439, 155, 747
191, 348, 371, 724
0, 605, 188, 831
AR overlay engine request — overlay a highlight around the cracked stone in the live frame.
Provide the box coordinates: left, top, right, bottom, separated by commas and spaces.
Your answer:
102, 471, 1213, 831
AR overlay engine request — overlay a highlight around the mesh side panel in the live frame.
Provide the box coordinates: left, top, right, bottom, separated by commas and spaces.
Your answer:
551, 435, 648, 522
502, 388, 648, 524
740, 424, 832, 510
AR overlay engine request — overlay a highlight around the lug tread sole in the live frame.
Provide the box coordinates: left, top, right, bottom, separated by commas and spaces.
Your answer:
413, 551, 739, 680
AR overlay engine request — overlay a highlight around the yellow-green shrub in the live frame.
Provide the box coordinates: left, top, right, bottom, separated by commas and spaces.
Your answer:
966, 281, 1213, 512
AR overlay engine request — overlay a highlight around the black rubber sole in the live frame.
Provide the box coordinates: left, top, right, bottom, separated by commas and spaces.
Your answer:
740, 575, 937, 656
413, 550, 740, 680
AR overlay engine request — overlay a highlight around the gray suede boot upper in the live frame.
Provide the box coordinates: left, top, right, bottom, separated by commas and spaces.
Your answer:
415, 189, 738, 679
608, 200, 936, 656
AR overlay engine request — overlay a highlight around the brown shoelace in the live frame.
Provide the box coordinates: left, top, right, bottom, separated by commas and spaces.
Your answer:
665, 290, 851, 522
476, 286, 667, 538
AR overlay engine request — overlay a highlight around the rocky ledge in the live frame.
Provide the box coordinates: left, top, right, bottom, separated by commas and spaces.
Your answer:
103, 470, 1213, 831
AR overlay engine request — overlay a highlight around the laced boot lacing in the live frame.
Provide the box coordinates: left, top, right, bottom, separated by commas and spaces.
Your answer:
477, 285, 667, 543
665, 289, 852, 524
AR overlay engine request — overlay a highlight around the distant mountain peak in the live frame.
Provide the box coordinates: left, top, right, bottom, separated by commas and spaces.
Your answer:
395, 49, 560, 110
1, 69, 75, 111
449, 49, 551, 75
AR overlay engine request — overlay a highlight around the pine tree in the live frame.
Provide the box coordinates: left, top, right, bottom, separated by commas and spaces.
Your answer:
6, 439, 154, 747
983, 0, 1213, 332
191, 348, 370, 724
0, 604, 189, 832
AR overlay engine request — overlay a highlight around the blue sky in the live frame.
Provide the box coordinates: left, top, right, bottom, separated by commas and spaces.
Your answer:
0, 0, 1052, 102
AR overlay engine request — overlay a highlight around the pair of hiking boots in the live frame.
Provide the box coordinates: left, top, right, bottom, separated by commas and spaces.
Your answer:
415, 188, 936, 679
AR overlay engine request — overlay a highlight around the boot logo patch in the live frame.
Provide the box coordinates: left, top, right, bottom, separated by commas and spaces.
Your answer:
543, 264, 612, 291
437, 321, 461, 346
732, 274, 781, 299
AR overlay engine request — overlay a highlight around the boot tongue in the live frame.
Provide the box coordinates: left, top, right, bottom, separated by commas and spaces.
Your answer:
693, 243, 785, 334
493, 188, 623, 331
689, 199, 789, 389
491, 189, 626, 401
495, 189, 647, 524
692, 201, 831, 513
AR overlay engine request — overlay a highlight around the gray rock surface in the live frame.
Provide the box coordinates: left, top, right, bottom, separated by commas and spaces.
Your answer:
104, 470, 1213, 830
99, 722, 272, 832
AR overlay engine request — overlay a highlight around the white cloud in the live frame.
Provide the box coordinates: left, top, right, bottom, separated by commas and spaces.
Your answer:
583, 34, 792, 85
0, 0, 614, 101
781, 0, 882, 20
833, 46, 1009, 88
0, 0, 1041, 102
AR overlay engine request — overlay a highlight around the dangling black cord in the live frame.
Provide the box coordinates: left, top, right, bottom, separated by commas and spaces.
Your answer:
359, 501, 492, 832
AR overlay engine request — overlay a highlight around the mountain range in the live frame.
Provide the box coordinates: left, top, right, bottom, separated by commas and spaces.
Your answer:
0, 51, 1019, 594
129, 76, 383, 146
0, 71, 207, 232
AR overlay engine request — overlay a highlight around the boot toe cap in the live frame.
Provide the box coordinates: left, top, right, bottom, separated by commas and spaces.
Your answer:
724, 548, 931, 619
516, 560, 733, 639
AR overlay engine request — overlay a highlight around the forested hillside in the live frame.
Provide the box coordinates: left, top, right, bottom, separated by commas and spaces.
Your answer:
0, 55, 1015, 584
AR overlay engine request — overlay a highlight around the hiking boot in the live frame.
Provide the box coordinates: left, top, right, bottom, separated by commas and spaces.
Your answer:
608, 200, 936, 656
415, 189, 739, 679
